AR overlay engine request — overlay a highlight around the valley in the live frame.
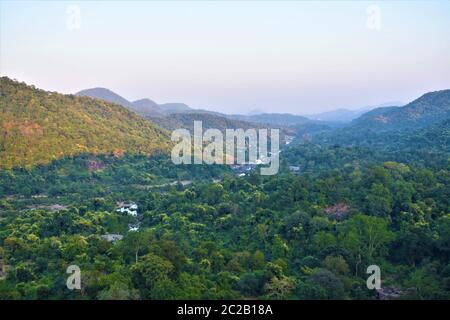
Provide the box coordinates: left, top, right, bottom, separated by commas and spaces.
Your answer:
0, 78, 449, 300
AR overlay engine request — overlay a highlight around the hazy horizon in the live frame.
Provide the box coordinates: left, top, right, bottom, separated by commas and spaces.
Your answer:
1, 0, 449, 114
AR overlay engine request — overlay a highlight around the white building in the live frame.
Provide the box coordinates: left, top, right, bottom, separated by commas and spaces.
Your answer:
116, 202, 138, 216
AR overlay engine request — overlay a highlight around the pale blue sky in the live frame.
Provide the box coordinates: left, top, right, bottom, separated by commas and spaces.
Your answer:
1, 0, 449, 114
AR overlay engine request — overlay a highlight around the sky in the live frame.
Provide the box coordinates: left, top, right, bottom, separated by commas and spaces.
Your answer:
1, 1, 449, 114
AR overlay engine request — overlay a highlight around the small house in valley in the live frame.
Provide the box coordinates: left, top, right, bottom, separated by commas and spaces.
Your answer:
116, 201, 138, 216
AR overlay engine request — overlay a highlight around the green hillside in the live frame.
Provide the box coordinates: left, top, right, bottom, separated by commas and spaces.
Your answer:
0, 77, 172, 169
147, 112, 295, 146
351, 90, 450, 131
148, 112, 282, 132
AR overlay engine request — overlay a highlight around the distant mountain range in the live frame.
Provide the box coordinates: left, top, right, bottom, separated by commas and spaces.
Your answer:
305, 107, 373, 123
76, 87, 302, 133
229, 113, 312, 126
76, 88, 192, 117
75, 86, 450, 136
0, 78, 172, 169
76, 87, 411, 128
304, 102, 404, 123
76, 88, 314, 127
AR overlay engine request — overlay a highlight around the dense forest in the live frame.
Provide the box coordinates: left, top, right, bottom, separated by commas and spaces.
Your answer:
0, 143, 449, 299
0, 78, 449, 300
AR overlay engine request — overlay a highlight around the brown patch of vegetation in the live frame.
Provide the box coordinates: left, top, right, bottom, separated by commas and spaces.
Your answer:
113, 148, 125, 157
2, 121, 44, 137
19, 121, 44, 137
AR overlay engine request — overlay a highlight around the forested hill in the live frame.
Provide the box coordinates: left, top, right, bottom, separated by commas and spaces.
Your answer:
0, 77, 172, 169
314, 91, 450, 159
147, 112, 293, 135
229, 113, 312, 126
351, 89, 450, 131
